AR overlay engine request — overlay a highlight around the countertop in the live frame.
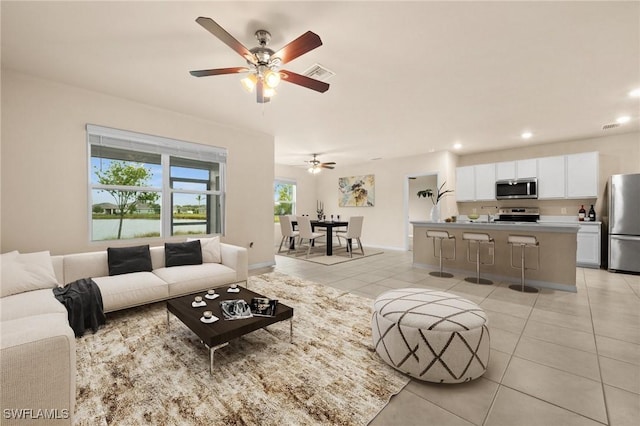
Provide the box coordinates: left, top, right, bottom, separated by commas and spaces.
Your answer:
410, 220, 579, 234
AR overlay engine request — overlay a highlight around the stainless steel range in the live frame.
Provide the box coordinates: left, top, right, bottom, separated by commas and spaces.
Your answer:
493, 207, 540, 223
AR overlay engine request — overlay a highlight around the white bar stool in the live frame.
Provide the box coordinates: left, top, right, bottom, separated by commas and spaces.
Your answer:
462, 232, 495, 285
508, 235, 539, 293
426, 230, 456, 278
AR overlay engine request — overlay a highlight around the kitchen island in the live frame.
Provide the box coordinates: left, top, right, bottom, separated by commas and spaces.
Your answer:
411, 221, 579, 292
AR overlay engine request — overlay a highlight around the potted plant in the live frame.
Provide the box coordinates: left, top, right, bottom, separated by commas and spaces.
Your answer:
417, 181, 453, 222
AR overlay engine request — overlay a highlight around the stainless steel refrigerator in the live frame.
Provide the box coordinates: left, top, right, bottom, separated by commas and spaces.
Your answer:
609, 173, 640, 273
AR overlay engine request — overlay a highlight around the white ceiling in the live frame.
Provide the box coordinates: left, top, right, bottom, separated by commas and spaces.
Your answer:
2, 1, 639, 168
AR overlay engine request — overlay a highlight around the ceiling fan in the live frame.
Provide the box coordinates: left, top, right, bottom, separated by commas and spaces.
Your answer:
189, 17, 330, 103
306, 154, 336, 174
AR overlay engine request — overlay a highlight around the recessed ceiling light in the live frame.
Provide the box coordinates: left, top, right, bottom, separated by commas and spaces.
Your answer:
453, 143, 462, 150
616, 116, 631, 124
521, 131, 533, 139
629, 88, 640, 98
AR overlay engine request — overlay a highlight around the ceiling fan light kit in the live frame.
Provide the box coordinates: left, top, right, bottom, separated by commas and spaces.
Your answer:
190, 17, 330, 104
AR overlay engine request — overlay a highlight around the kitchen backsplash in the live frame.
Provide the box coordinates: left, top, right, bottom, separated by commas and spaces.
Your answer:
456, 199, 606, 221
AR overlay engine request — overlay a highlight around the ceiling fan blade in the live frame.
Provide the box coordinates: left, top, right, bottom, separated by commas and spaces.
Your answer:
280, 70, 330, 93
189, 67, 249, 77
273, 31, 323, 65
321, 165, 335, 169
320, 162, 336, 166
195, 17, 256, 64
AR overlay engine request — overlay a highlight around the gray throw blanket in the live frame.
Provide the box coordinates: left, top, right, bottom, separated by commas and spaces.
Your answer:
53, 278, 106, 337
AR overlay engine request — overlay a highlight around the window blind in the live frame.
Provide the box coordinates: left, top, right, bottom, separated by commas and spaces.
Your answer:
87, 124, 227, 164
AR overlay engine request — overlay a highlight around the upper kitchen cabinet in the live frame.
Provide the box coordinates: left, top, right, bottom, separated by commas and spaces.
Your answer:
495, 159, 537, 180
566, 152, 599, 198
456, 151, 598, 202
475, 163, 496, 200
456, 166, 475, 201
495, 161, 516, 180
517, 159, 537, 178
455, 164, 495, 201
537, 155, 566, 199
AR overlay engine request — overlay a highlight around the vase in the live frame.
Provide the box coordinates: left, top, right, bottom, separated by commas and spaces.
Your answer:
430, 204, 440, 222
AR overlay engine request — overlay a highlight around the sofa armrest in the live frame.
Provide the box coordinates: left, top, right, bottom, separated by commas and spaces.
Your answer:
1, 314, 75, 425
219, 243, 248, 283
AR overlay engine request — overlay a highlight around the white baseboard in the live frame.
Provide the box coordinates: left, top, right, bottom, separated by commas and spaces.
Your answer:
249, 260, 276, 270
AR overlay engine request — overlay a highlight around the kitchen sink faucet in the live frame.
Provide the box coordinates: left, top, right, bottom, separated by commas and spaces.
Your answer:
482, 205, 499, 222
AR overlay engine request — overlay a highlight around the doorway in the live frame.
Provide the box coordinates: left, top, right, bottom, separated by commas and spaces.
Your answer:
405, 173, 438, 251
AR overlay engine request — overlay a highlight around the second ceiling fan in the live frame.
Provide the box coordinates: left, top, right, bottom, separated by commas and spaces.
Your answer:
307, 154, 336, 174
190, 17, 330, 103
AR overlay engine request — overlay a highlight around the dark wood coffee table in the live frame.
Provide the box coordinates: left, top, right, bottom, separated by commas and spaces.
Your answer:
166, 285, 294, 374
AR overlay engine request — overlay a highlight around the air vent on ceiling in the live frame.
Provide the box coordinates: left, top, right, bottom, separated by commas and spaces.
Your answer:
602, 123, 621, 131
303, 63, 336, 82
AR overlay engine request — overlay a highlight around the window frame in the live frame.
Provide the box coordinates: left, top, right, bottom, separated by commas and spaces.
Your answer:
87, 124, 226, 243
274, 178, 297, 222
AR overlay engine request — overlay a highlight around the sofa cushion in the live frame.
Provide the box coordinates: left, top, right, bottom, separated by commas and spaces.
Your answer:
93, 272, 168, 312
0, 288, 68, 322
165, 241, 202, 267
1, 251, 59, 298
107, 245, 153, 276
153, 263, 237, 296
187, 236, 221, 263
63, 250, 109, 285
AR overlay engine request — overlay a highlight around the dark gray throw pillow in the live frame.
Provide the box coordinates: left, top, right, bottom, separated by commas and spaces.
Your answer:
107, 245, 153, 276
165, 240, 203, 267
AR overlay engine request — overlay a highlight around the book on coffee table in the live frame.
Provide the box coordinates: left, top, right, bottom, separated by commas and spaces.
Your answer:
220, 299, 253, 320
250, 297, 278, 317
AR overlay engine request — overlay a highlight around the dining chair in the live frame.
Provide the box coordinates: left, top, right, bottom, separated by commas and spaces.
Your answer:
336, 216, 365, 257
296, 216, 326, 258
277, 215, 299, 254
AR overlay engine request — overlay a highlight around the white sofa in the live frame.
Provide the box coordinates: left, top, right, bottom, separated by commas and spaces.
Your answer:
0, 242, 248, 425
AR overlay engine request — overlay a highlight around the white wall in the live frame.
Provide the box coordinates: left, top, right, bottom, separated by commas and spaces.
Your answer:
1, 70, 275, 268
312, 151, 458, 250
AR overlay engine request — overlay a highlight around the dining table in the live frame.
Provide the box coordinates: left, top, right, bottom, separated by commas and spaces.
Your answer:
290, 219, 349, 256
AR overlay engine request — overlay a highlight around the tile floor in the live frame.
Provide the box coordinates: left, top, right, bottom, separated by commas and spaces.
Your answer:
253, 249, 640, 426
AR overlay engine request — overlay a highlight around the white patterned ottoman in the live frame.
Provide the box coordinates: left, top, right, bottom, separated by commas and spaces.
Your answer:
372, 288, 490, 383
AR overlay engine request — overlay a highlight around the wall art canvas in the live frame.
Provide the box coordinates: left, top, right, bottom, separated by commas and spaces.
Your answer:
338, 175, 375, 207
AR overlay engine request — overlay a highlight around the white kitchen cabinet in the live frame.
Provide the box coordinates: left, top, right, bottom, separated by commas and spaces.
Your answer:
456, 166, 475, 201
495, 159, 537, 181
537, 155, 566, 199
456, 164, 495, 201
576, 222, 601, 268
495, 161, 516, 180
457, 151, 598, 202
474, 163, 496, 200
567, 152, 599, 198
517, 159, 537, 179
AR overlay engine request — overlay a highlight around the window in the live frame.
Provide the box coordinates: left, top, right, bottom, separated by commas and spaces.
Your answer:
88, 125, 226, 241
274, 179, 296, 222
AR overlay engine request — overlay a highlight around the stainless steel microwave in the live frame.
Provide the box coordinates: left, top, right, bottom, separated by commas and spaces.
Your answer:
495, 178, 538, 200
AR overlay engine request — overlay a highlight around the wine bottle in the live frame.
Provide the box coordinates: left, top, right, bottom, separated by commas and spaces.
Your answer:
588, 204, 596, 222
578, 205, 586, 221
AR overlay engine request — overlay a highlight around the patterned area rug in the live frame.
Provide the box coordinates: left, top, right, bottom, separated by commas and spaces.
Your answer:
276, 247, 384, 265
75, 272, 409, 425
